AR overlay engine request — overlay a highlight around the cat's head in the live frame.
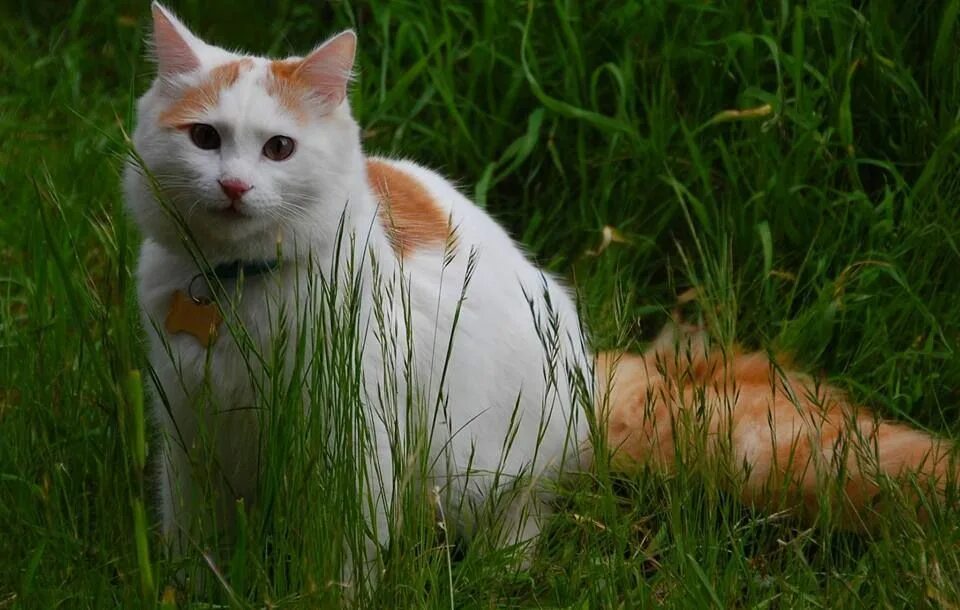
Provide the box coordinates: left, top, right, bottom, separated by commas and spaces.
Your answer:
125, 2, 361, 260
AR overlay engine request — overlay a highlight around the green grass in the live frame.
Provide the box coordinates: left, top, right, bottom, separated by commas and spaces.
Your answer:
4, 0, 960, 606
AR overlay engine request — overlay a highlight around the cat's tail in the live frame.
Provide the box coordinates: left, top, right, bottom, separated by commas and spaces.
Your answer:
594, 326, 956, 530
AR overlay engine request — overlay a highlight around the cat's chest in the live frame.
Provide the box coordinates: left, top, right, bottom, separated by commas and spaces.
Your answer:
139, 260, 302, 402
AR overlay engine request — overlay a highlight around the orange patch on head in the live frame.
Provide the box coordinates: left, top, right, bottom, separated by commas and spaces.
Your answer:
366, 160, 452, 257
267, 59, 312, 122
159, 59, 253, 128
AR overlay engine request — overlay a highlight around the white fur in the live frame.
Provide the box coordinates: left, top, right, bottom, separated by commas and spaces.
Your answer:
127, 4, 592, 576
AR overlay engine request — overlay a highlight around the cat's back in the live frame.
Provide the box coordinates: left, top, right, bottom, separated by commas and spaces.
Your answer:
362, 156, 581, 351
363, 157, 588, 457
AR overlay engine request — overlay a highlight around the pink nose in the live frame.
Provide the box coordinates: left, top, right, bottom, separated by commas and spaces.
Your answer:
219, 178, 252, 201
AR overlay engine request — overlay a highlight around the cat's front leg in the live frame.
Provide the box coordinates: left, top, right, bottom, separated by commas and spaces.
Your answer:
157, 440, 199, 561
156, 427, 240, 562
499, 491, 549, 554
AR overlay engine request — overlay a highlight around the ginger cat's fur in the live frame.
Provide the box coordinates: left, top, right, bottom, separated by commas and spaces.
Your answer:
127, 3, 955, 587
597, 323, 955, 530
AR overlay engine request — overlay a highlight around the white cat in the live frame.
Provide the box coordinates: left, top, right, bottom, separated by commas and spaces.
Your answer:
125, 2, 592, 578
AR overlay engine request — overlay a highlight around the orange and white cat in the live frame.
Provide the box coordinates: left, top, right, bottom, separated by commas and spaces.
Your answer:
127, 3, 589, 572
126, 2, 954, 584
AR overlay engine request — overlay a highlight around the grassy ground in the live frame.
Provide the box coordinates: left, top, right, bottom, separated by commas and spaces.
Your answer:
4, 0, 960, 607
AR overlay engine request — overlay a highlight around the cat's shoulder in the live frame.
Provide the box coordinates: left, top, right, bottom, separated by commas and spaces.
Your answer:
364, 156, 464, 207
363, 155, 520, 259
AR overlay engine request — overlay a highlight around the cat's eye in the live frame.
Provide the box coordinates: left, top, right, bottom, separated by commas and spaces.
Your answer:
263, 135, 295, 161
189, 124, 221, 150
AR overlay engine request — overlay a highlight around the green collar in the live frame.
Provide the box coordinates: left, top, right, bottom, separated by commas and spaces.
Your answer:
185, 259, 280, 304
210, 259, 280, 281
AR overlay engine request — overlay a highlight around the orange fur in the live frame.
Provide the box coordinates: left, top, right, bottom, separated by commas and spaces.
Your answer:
159, 59, 253, 128
596, 325, 955, 530
366, 159, 452, 257
267, 59, 311, 122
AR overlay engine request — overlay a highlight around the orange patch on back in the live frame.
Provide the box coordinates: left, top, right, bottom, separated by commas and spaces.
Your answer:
366, 159, 452, 257
159, 59, 253, 128
267, 59, 312, 122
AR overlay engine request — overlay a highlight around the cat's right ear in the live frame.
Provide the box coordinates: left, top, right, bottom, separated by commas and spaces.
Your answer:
150, 2, 204, 77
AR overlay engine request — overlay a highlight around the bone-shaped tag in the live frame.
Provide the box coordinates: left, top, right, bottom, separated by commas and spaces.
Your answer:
164, 290, 222, 347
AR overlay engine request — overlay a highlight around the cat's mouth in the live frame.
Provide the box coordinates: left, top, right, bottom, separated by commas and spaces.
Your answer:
212, 203, 252, 219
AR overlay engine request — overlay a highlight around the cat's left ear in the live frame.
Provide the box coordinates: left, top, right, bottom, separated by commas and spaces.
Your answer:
296, 30, 357, 106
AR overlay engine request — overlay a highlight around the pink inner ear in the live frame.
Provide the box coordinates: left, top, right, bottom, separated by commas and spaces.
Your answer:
151, 3, 200, 77
295, 31, 357, 105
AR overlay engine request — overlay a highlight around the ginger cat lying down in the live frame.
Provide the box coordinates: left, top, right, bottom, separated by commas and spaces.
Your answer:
597, 322, 955, 530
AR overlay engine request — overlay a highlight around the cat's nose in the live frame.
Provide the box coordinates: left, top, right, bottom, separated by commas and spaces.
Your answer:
219, 178, 252, 201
